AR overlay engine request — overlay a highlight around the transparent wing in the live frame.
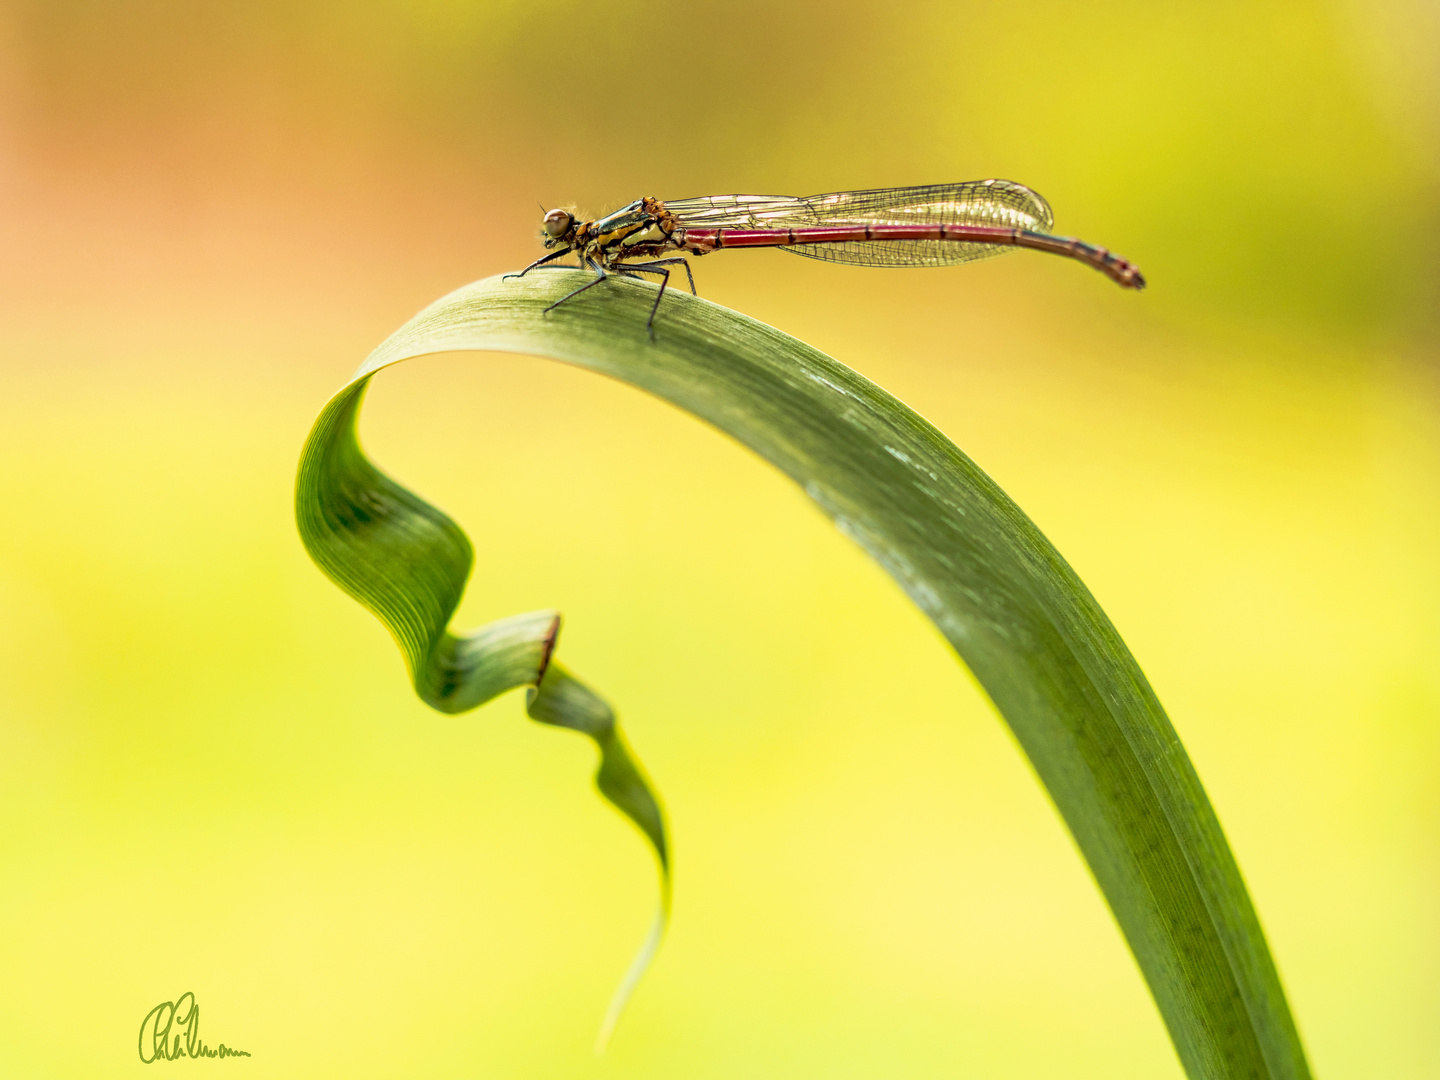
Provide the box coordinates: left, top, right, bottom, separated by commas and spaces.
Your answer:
663, 192, 818, 228
666, 181, 1055, 268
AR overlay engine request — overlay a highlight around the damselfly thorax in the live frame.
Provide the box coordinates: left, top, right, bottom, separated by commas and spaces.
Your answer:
507, 182, 1145, 337
570, 197, 681, 261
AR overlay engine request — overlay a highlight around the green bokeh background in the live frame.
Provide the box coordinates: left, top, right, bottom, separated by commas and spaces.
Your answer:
0, 1, 1436, 1076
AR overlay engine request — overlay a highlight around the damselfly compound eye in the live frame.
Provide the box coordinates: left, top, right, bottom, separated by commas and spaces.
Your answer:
543, 209, 572, 238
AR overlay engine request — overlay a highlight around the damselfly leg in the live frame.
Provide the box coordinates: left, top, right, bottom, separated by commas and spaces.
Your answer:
539, 256, 699, 338
614, 265, 671, 339
616, 258, 699, 337
503, 246, 577, 280
542, 258, 611, 315
623, 258, 697, 295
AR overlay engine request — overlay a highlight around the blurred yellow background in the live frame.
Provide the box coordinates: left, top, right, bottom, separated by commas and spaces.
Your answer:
0, 1, 1436, 1076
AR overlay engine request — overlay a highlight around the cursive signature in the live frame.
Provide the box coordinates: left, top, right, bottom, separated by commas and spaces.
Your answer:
138, 993, 250, 1063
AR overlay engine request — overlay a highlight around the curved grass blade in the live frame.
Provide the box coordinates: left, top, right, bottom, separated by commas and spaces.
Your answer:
296, 270, 1312, 1080
295, 367, 668, 1050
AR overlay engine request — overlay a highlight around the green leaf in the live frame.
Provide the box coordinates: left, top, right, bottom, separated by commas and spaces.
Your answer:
295, 270, 1312, 1079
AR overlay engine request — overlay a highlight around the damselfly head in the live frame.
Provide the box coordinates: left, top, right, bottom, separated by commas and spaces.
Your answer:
541, 208, 574, 246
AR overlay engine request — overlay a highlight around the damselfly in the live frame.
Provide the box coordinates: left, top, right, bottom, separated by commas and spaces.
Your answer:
509, 181, 1144, 335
